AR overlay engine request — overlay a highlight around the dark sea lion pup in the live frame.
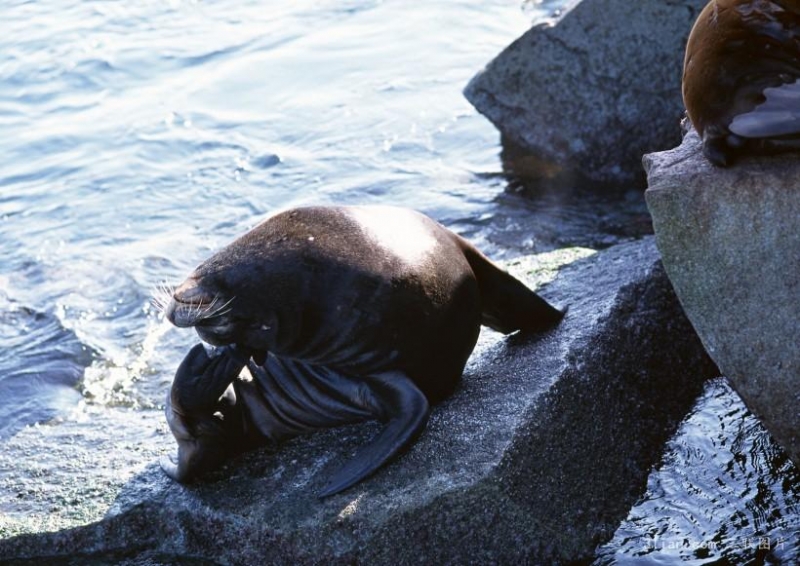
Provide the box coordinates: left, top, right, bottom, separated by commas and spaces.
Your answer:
683, 0, 800, 166
161, 205, 565, 496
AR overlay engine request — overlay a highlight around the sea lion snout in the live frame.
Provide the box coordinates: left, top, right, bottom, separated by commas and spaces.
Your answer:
166, 277, 233, 330
166, 277, 209, 327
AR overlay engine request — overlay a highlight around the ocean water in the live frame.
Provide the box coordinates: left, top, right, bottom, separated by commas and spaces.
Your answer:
0, 0, 563, 432
595, 379, 800, 565
0, 0, 796, 561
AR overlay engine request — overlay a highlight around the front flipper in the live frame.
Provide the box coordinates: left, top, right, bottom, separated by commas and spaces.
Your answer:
160, 395, 234, 483
161, 343, 248, 483
319, 371, 430, 498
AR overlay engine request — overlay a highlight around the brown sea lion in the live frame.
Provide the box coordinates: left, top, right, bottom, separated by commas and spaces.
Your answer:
683, 0, 800, 165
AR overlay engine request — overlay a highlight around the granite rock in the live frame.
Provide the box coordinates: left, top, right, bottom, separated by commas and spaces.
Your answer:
464, 0, 707, 188
0, 239, 717, 565
645, 128, 800, 468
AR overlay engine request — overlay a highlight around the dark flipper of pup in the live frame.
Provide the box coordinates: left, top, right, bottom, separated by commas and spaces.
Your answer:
318, 370, 430, 498
161, 343, 247, 483
461, 242, 565, 334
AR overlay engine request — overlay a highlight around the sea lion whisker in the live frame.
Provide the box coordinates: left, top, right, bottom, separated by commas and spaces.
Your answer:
196, 295, 219, 319
192, 300, 205, 320
194, 295, 236, 322
151, 282, 176, 316
205, 296, 235, 320
205, 305, 233, 320
211, 296, 236, 315
195, 295, 220, 320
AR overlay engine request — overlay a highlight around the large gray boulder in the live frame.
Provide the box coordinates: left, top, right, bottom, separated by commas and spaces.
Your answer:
464, 0, 707, 188
0, 239, 717, 565
645, 128, 800, 468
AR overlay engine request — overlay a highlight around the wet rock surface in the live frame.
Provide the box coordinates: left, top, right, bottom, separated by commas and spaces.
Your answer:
0, 238, 718, 565
645, 128, 800, 470
464, 0, 706, 188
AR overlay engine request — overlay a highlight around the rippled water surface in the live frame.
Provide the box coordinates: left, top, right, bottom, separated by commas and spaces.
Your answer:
596, 379, 800, 565
1, 0, 568, 428
1, 0, 796, 561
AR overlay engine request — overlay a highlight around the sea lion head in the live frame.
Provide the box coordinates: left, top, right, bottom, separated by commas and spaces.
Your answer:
162, 241, 279, 353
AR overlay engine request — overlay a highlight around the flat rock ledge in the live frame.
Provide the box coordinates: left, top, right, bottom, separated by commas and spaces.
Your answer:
464, 0, 707, 188
0, 238, 718, 565
645, 129, 800, 469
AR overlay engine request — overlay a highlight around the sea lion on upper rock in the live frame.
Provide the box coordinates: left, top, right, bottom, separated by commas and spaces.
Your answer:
683, 0, 800, 166
161, 205, 564, 496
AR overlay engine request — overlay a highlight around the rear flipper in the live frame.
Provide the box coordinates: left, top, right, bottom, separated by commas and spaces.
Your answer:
708, 79, 800, 166
319, 371, 430, 498
462, 243, 566, 334
729, 80, 800, 140
161, 343, 248, 483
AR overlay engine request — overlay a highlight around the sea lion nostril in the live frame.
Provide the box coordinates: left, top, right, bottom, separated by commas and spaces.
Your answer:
173, 279, 213, 305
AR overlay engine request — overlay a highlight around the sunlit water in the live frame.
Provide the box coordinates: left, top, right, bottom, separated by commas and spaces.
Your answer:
1, 0, 556, 427
0, 0, 796, 560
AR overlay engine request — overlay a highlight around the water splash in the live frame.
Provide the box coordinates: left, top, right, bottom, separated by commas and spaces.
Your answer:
80, 318, 173, 409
